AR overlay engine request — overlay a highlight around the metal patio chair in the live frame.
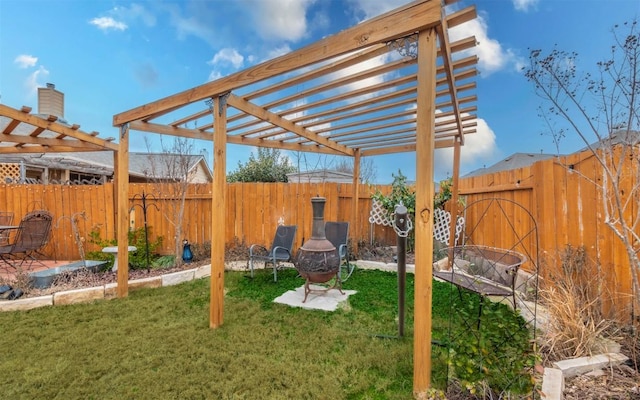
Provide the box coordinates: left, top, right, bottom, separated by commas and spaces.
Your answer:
324, 221, 354, 282
0, 210, 53, 270
249, 225, 297, 282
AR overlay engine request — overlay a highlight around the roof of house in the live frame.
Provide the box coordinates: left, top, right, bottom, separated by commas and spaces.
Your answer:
287, 169, 354, 183
463, 152, 558, 178
579, 129, 640, 152
0, 151, 211, 180
463, 130, 640, 179
126, 152, 212, 180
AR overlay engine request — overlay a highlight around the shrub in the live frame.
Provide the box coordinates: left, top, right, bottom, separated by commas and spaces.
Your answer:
371, 170, 416, 250
444, 291, 536, 396
86, 226, 164, 270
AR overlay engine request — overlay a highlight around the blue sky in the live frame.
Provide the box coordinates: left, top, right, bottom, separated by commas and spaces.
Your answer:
1, 0, 639, 184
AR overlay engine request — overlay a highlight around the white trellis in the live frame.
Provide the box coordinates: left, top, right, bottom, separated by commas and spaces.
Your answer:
369, 199, 464, 244
433, 208, 465, 246
368, 199, 394, 227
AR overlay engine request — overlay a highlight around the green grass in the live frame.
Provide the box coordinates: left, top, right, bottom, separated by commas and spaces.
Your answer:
0, 268, 535, 399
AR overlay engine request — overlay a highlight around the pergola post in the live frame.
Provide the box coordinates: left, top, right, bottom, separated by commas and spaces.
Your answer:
210, 95, 228, 328
448, 138, 462, 249
352, 149, 361, 250
116, 124, 130, 298
413, 27, 438, 394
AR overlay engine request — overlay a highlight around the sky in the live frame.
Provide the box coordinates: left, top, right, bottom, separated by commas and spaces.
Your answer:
1, 0, 640, 184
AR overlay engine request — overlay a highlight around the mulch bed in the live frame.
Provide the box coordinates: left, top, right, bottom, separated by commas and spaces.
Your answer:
563, 364, 639, 399
15, 260, 210, 299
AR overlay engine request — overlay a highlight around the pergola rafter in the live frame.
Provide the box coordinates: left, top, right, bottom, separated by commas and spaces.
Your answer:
112, 1, 478, 395
0, 104, 118, 153
226, 94, 353, 156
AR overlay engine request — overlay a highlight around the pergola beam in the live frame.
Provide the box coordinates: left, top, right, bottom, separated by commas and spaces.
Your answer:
227, 135, 346, 156
0, 135, 106, 148
129, 120, 213, 141
227, 94, 354, 156
436, 5, 475, 145
0, 145, 113, 154
244, 44, 390, 102
0, 104, 118, 151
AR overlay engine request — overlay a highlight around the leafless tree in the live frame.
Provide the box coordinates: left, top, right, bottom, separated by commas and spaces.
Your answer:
290, 153, 377, 183
525, 21, 640, 318
334, 157, 377, 183
144, 136, 198, 266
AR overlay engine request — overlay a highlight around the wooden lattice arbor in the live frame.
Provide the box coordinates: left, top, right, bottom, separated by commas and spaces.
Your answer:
0, 104, 118, 154
113, 0, 478, 395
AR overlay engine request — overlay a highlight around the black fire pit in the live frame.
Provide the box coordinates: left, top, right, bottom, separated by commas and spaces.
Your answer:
295, 197, 343, 302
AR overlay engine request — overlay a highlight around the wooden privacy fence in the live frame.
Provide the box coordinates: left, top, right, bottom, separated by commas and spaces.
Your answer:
3, 156, 634, 318
0, 182, 394, 263
458, 148, 638, 320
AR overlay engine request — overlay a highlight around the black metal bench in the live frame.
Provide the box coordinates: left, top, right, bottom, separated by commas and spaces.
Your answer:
433, 245, 527, 325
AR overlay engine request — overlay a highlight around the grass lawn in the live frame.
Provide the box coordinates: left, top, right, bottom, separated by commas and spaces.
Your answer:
0, 268, 535, 399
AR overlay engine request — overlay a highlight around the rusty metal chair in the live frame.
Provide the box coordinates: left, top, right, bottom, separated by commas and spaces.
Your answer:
249, 225, 297, 282
325, 221, 354, 282
0, 210, 53, 270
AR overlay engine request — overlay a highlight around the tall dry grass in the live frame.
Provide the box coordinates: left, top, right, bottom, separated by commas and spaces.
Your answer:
539, 245, 618, 362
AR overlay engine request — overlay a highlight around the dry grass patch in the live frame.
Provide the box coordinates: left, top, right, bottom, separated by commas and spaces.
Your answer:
539, 245, 618, 362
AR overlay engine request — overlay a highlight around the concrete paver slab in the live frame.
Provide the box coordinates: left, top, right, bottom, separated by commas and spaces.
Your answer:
273, 284, 357, 311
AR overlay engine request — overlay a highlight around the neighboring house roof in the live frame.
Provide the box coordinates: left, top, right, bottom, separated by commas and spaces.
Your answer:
127, 153, 212, 182
579, 129, 640, 152
0, 151, 212, 183
463, 153, 558, 178
287, 169, 354, 183
464, 130, 640, 179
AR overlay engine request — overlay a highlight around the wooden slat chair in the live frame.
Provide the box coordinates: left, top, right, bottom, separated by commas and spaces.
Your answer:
248, 225, 297, 282
0, 210, 53, 270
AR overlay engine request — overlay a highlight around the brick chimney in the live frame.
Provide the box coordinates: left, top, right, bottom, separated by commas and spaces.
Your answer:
37, 83, 64, 118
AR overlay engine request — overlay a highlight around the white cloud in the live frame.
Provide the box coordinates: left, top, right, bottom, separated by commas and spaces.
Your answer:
322, 53, 391, 101
115, 3, 156, 27
25, 66, 50, 97
512, 0, 539, 12
90, 4, 154, 33
161, 3, 215, 44
449, 14, 519, 76
248, 0, 315, 42
209, 48, 244, 69
208, 70, 223, 82
434, 117, 498, 177
174, 16, 213, 42
14, 54, 37, 69
89, 16, 128, 31
459, 118, 498, 164
346, 0, 408, 21
266, 44, 292, 61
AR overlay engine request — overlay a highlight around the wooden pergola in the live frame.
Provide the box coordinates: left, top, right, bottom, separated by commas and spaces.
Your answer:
112, 0, 477, 394
0, 104, 118, 154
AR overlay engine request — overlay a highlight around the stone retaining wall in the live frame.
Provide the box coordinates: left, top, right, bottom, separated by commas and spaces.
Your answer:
0, 265, 212, 312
